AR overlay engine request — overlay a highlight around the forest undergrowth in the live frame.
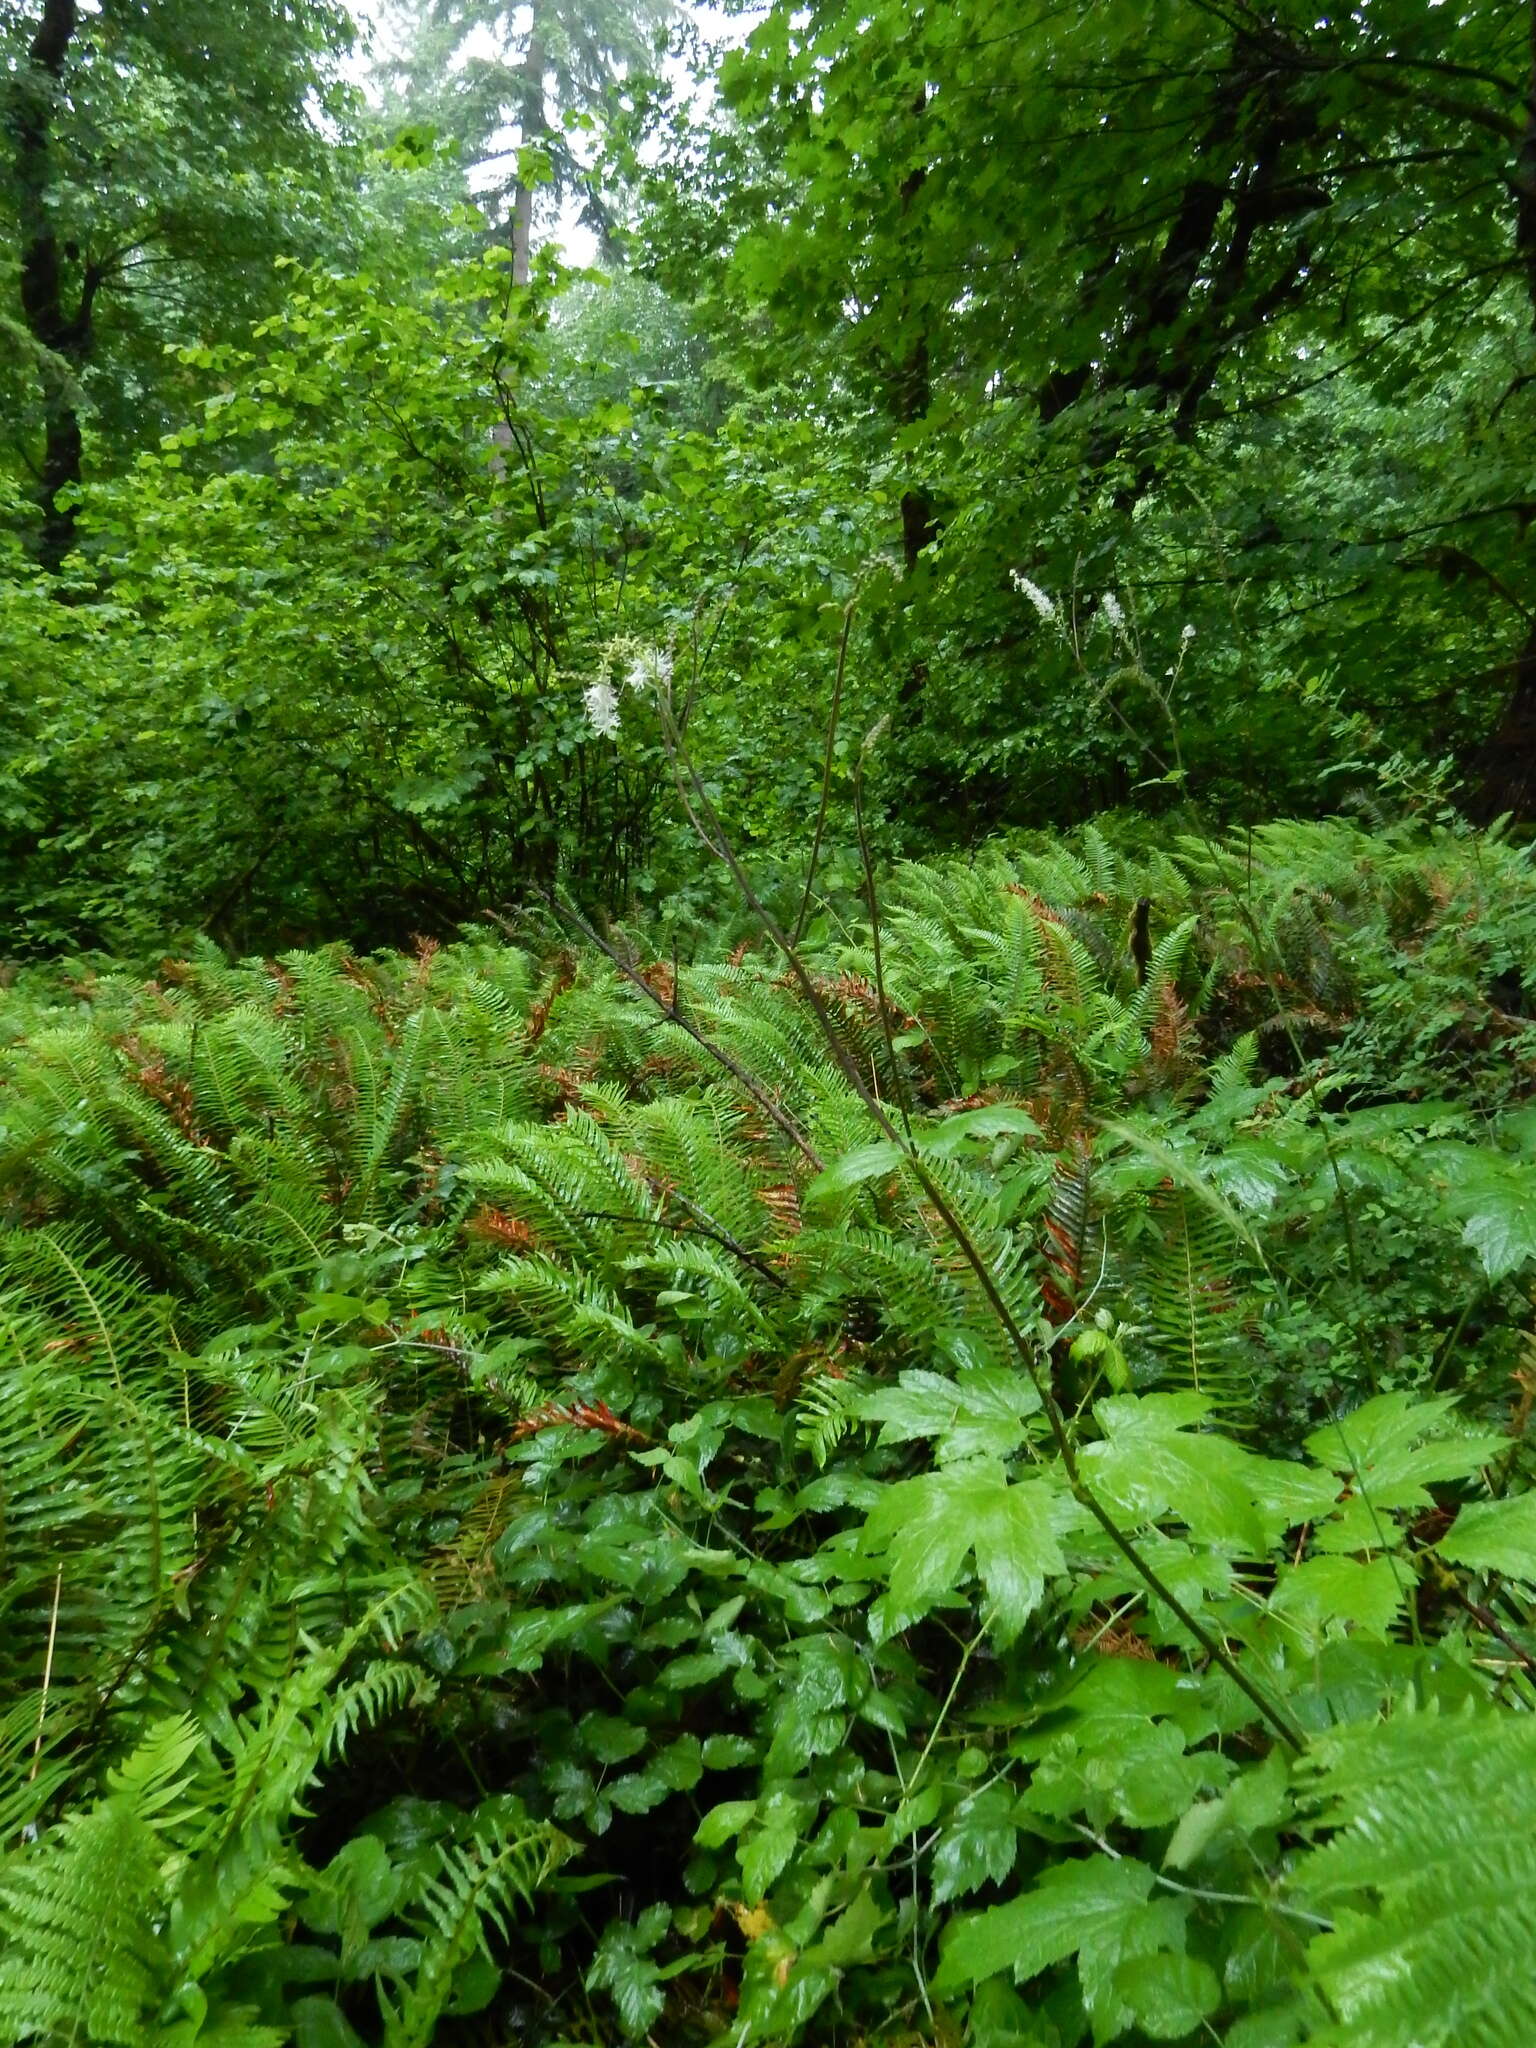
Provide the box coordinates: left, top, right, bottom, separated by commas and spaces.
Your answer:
2, 813, 1536, 2048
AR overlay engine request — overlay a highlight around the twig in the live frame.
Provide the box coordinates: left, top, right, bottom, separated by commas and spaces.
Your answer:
489, 902, 824, 1172
30, 1567, 62, 1782
793, 596, 858, 946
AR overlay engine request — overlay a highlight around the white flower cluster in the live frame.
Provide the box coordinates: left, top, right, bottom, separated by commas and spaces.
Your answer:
1101, 591, 1125, 633
1009, 569, 1056, 622
1181, 623, 1196, 644
584, 646, 673, 740
583, 679, 621, 739
625, 647, 673, 695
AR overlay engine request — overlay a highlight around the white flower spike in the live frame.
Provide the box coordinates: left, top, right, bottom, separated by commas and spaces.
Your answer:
584, 679, 621, 739
1009, 570, 1057, 622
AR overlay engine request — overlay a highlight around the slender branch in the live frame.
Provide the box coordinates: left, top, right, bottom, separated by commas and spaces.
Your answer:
490, 900, 825, 1172
652, 682, 1306, 1752
584, 1203, 789, 1291
792, 595, 857, 946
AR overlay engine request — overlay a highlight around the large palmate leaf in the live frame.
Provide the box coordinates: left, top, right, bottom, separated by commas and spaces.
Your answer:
857, 1457, 1072, 1643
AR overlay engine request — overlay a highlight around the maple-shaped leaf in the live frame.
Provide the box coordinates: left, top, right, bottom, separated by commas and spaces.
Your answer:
858, 1457, 1069, 1642
859, 1363, 1041, 1462
1082, 1393, 1335, 1551
1305, 1393, 1501, 1513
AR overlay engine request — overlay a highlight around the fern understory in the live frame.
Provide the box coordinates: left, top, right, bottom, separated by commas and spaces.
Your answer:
2, 815, 1536, 2046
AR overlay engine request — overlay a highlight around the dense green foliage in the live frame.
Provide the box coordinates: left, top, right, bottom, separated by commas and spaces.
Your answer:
2, 0, 359, 568
639, 0, 1535, 827
2, 0, 1533, 946
4, 0, 1536, 2038
3, 816, 1536, 2044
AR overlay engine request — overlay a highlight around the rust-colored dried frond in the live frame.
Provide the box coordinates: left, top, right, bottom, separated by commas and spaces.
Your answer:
526, 950, 577, 1047
467, 1206, 541, 1254
1071, 1616, 1159, 1661
119, 1034, 206, 1144
1005, 884, 1063, 922
1041, 1134, 1093, 1326
758, 1182, 801, 1235
1147, 980, 1198, 1084
539, 1063, 586, 1109
638, 960, 676, 1008
504, 1399, 649, 1448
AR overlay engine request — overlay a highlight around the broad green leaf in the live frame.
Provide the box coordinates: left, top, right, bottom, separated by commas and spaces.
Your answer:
1421, 1147, 1536, 1279
859, 1363, 1040, 1462
1306, 1394, 1500, 1511
1272, 1556, 1408, 1639
740, 1822, 799, 1902
802, 1141, 904, 1215
694, 1800, 756, 1848
291, 1997, 366, 2048
1018, 1716, 1218, 1831
1083, 1394, 1334, 1550
921, 1104, 1042, 1155
933, 1854, 1155, 1991
586, 1905, 670, 2038
860, 1458, 1067, 1642
1436, 1491, 1536, 1580
930, 1786, 1019, 1903
1114, 1951, 1220, 2038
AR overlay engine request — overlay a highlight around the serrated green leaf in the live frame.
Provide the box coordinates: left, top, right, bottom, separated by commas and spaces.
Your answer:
694, 1800, 756, 1848
859, 1363, 1040, 1462
1272, 1555, 1408, 1639
1083, 1393, 1334, 1549
1115, 1951, 1220, 2037
931, 1786, 1019, 1903
740, 1822, 798, 1902
860, 1458, 1067, 1642
933, 1854, 1155, 1991
1306, 1394, 1499, 1511
1436, 1490, 1536, 1579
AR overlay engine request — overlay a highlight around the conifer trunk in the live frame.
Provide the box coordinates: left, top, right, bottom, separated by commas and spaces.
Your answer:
511, 15, 546, 287
11, 0, 87, 572
1471, 0, 1536, 820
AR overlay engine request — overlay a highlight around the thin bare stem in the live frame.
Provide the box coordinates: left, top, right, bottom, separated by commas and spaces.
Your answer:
793, 597, 858, 946
652, 686, 1306, 1752
495, 901, 824, 1172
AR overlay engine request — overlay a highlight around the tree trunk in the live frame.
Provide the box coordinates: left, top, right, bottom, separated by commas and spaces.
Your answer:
511, 175, 534, 288
1469, 620, 1536, 824
10, 0, 86, 572
492, 19, 543, 472
511, 16, 546, 287
1471, 0, 1536, 819
894, 89, 933, 577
